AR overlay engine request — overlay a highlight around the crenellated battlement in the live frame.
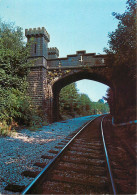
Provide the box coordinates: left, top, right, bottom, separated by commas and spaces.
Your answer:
25, 27, 50, 42
48, 47, 59, 57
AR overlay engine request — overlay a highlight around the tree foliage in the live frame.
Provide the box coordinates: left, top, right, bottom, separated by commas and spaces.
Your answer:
105, 0, 136, 69
78, 94, 92, 115
0, 20, 37, 131
103, 88, 114, 115
59, 83, 80, 117
104, 0, 136, 112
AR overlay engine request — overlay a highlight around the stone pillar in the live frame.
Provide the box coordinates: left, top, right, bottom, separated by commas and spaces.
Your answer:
25, 27, 50, 120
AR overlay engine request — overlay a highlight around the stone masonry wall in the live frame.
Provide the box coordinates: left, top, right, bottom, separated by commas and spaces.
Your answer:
28, 67, 46, 108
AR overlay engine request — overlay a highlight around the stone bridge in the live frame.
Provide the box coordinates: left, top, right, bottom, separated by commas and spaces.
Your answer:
25, 27, 133, 123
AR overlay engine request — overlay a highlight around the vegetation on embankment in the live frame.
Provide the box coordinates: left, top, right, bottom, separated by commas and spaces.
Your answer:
0, 20, 45, 135
59, 83, 109, 120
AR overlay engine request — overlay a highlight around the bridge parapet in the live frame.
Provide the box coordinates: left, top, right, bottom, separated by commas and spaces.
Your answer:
47, 51, 106, 69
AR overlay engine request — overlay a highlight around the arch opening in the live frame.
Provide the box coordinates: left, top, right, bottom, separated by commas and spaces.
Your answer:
52, 71, 112, 121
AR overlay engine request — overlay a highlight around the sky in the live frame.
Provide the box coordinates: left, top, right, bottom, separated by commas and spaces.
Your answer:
0, 0, 127, 101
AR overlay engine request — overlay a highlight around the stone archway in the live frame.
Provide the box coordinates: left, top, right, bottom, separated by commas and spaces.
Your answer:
52, 70, 113, 121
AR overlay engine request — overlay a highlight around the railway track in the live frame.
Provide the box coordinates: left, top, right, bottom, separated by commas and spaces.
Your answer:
22, 115, 116, 194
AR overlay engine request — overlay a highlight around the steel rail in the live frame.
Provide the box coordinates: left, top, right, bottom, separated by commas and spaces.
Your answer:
101, 115, 116, 195
22, 115, 100, 194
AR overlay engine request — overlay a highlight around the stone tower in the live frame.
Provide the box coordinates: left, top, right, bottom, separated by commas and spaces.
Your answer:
25, 27, 50, 66
25, 27, 59, 121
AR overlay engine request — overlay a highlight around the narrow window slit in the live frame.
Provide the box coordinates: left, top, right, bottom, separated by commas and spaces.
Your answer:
34, 43, 37, 54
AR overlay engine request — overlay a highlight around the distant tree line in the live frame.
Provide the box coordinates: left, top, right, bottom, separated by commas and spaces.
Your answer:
59, 83, 109, 119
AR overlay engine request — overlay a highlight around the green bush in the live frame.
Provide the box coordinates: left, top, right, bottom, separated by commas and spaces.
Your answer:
0, 20, 45, 134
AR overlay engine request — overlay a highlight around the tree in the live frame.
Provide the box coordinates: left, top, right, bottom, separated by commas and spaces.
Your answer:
0, 20, 34, 129
78, 94, 92, 115
104, 0, 136, 120
98, 99, 104, 104
59, 83, 80, 117
105, 0, 136, 72
103, 88, 113, 115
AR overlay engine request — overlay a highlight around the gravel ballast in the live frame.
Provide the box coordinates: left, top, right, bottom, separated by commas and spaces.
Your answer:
0, 115, 97, 194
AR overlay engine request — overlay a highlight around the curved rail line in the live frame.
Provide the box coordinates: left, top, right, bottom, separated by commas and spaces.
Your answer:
101, 116, 116, 195
22, 115, 116, 194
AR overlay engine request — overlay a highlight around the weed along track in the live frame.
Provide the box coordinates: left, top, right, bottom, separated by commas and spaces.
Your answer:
21, 115, 116, 194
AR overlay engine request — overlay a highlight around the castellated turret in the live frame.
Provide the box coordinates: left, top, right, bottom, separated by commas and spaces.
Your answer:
48, 47, 59, 59
25, 27, 50, 59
